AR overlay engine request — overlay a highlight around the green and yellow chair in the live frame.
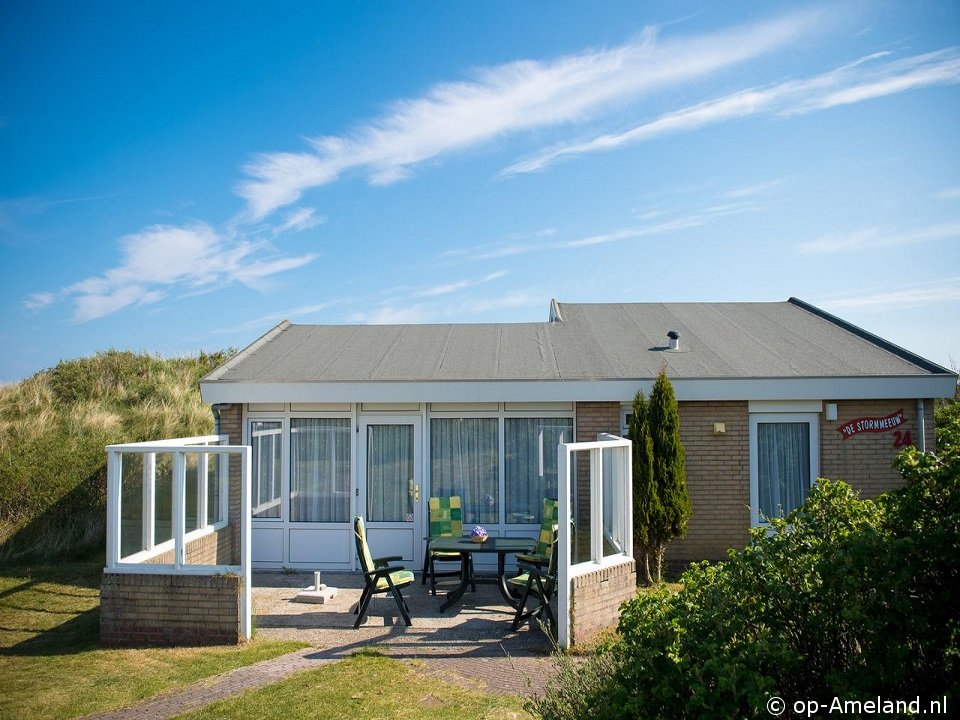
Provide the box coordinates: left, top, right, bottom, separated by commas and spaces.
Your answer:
515, 497, 559, 570
353, 515, 414, 628
421, 495, 475, 596
508, 522, 559, 635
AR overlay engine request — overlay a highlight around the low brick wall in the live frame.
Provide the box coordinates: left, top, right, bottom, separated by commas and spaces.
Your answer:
101, 572, 242, 646
569, 559, 636, 646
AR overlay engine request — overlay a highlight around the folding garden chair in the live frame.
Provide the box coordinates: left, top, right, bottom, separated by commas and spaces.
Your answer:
353, 515, 414, 628
514, 497, 559, 570
508, 522, 559, 635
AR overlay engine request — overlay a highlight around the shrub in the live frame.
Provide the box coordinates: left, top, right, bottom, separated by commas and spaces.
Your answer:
531, 433, 959, 718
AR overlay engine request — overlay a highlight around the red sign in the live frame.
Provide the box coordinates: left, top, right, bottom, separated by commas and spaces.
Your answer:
837, 409, 905, 440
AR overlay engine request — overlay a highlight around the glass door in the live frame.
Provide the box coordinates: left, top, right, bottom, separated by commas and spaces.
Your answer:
359, 418, 422, 566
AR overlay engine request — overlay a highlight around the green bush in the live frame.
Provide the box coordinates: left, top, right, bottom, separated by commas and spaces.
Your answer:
531, 407, 960, 719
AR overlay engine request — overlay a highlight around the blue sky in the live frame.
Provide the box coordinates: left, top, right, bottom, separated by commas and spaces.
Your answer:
2, 1, 959, 383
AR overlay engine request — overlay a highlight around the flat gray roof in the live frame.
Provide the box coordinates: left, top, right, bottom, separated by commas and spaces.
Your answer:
202, 298, 952, 385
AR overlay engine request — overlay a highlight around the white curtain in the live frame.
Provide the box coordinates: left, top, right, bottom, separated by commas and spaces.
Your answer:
430, 418, 499, 524
291, 418, 350, 523
504, 418, 571, 524
366, 424, 413, 522
758, 422, 810, 520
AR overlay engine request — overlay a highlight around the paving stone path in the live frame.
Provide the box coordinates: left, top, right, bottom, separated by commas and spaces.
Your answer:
85, 572, 558, 719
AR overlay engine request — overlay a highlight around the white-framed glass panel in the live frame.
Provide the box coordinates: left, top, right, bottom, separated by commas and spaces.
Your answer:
366, 423, 415, 522
504, 417, 573, 524
602, 445, 628, 557
430, 417, 499, 525
250, 420, 282, 519
207, 453, 223, 526
290, 418, 351, 523
750, 413, 819, 525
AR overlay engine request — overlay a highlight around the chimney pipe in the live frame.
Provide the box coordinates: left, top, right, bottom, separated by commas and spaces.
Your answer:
667, 330, 681, 351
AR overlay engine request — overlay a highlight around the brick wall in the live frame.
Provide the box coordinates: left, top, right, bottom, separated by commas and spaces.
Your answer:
667, 401, 750, 564
569, 560, 636, 646
100, 572, 242, 646
820, 399, 932, 498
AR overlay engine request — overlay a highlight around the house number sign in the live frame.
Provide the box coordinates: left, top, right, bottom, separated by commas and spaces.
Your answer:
837, 408, 911, 447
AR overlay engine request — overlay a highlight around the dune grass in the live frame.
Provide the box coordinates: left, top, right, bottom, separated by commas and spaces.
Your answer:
0, 559, 306, 719
0, 349, 232, 561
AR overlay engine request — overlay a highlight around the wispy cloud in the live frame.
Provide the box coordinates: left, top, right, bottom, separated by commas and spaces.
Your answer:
414, 270, 508, 297
212, 301, 338, 335
798, 221, 960, 254
33, 222, 318, 322
937, 187, 960, 200
501, 48, 960, 176
23, 292, 55, 311
724, 177, 787, 199
817, 278, 960, 311
236, 8, 824, 219
272, 207, 326, 235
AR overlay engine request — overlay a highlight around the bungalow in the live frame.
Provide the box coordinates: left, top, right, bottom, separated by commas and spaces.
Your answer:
199, 298, 957, 572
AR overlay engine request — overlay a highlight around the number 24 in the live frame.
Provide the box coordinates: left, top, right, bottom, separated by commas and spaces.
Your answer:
893, 430, 913, 448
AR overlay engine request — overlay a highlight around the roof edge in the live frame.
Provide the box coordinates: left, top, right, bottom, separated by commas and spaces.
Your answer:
201, 320, 292, 383
787, 297, 955, 376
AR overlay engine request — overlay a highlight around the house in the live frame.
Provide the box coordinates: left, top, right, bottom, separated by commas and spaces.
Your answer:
199, 298, 957, 573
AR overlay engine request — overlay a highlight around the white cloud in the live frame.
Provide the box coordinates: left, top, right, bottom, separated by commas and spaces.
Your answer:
724, 177, 787, 199
348, 304, 432, 325
501, 48, 960, 175
798, 222, 960, 254
817, 280, 960, 311
39, 222, 318, 322
272, 207, 326, 235
414, 270, 508, 297
937, 187, 960, 200
237, 8, 824, 219
23, 292, 55, 310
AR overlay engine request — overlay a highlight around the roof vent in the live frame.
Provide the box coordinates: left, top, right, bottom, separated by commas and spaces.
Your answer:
667, 330, 681, 351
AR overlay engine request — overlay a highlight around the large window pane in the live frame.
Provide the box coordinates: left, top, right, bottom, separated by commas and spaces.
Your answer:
367, 424, 414, 522
431, 418, 498, 525
757, 422, 810, 520
291, 418, 351, 523
251, 421, 282, 519
505, 417, 572, 524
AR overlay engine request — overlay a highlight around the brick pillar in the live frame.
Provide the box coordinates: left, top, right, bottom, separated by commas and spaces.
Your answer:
217, 404, 243, 565
573, 402, 621, 563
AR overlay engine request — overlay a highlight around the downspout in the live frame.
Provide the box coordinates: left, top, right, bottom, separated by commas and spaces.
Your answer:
211, 403, 233, 438
916, 398, 926, 452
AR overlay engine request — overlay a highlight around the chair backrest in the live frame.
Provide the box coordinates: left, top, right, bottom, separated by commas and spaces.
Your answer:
354, 515, 375, 575
534, 498, 559, 556
428, 495, 463, 538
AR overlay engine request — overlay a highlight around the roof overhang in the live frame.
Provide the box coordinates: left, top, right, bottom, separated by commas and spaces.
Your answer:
201, 374, 957, 405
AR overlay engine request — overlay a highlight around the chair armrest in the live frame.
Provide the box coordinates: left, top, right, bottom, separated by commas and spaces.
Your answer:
516, 559, 553, 577
373, 555, 403, 567
364, 565, 406, 580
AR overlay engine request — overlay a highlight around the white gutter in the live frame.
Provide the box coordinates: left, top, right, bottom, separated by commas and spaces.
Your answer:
201, 374, 957, 405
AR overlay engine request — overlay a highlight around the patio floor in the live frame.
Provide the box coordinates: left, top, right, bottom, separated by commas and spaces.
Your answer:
253, 570, 556, 693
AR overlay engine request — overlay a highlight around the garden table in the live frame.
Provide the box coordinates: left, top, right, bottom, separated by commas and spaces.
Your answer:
426, 536, 536, 612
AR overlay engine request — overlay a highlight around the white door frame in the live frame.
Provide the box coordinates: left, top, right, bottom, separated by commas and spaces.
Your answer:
357, 415, 424, 568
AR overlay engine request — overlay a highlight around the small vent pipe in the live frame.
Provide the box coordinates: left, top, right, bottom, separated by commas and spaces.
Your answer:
667, 330, 681, 351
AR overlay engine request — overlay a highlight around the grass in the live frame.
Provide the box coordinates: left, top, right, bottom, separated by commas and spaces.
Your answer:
0, 559, 306, 719
175, 650, 532, 720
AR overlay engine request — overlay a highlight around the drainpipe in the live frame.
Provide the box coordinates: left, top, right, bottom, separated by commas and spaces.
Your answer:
916, 398, 926, 452
211, 403, 233, 438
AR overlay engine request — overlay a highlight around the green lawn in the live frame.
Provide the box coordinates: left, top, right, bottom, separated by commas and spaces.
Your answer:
0, 559, 306, 719
175, 650, 532, 720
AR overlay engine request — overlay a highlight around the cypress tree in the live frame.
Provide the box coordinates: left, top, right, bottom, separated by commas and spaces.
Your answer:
629, 390, 658, 585
647, 368, 691, 581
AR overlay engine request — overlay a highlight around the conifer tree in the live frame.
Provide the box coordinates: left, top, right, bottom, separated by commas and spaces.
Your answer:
629, 390, 658, 584
647, 368, 691, 581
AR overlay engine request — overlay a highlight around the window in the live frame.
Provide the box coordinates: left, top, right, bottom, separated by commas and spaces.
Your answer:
290, 418, 351, 523
749, 413, 819, 525
504, 417, 573, 524
430, 418, 499, 525
250, 420, 282, 519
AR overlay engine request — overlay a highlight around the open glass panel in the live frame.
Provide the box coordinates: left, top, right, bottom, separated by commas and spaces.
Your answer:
250, 420, 282, 519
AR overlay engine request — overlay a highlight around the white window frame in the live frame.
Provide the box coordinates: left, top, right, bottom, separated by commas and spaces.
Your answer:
749, 412, 820, 527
